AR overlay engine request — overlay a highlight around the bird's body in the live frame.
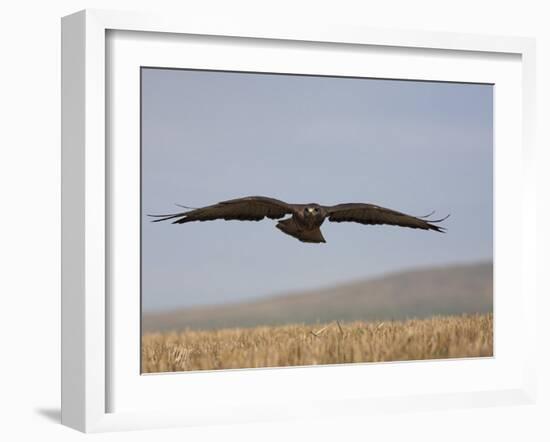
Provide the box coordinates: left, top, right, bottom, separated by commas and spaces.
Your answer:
149, 196, 448, 244
275, 204, 327, 243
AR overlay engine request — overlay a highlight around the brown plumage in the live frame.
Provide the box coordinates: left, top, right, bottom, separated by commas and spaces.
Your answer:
149, 196, 449, 244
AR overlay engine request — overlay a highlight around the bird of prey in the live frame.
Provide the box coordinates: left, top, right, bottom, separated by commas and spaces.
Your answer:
149, 196, 449, 244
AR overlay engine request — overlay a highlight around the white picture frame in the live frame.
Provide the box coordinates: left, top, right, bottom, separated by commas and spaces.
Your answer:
61, 9, 537, 433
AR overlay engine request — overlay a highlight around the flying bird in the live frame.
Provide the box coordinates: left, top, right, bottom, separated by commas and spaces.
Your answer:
149, 196, 449, 244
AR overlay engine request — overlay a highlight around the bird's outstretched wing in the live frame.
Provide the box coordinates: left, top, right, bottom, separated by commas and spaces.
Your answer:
149, 196, 294, 224
324, 203, 449, 232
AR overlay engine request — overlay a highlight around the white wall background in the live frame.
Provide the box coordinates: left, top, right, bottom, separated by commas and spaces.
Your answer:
0, 1, 547, 441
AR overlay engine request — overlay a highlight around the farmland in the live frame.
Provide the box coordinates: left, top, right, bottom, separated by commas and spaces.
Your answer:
141, 313, 492, 373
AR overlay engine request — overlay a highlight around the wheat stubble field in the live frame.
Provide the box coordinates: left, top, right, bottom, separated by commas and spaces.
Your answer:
141, 313, 492, 373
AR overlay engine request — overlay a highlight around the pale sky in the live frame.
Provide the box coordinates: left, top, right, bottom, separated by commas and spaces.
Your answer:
141, 68, 493, 313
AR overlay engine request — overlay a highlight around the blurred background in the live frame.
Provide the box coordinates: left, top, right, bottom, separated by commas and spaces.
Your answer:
141, 68, 493, 331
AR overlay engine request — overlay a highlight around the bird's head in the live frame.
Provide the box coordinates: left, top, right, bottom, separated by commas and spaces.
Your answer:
304, 205, 321, 217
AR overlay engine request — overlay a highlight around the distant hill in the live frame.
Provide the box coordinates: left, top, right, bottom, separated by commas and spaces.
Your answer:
142, 261, 493, 332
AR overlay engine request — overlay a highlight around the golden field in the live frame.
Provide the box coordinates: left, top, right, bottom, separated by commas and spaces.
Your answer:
141, 313, 492, 373
142, 314, 493, 373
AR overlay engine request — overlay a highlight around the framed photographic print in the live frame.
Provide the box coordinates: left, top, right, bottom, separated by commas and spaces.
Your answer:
61, 9, 537, 433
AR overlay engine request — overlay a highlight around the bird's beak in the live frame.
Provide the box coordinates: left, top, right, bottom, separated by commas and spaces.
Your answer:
307, 208, 314, 213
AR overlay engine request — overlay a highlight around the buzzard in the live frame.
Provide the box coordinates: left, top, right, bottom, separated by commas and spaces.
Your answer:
149, 196, 449, 244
